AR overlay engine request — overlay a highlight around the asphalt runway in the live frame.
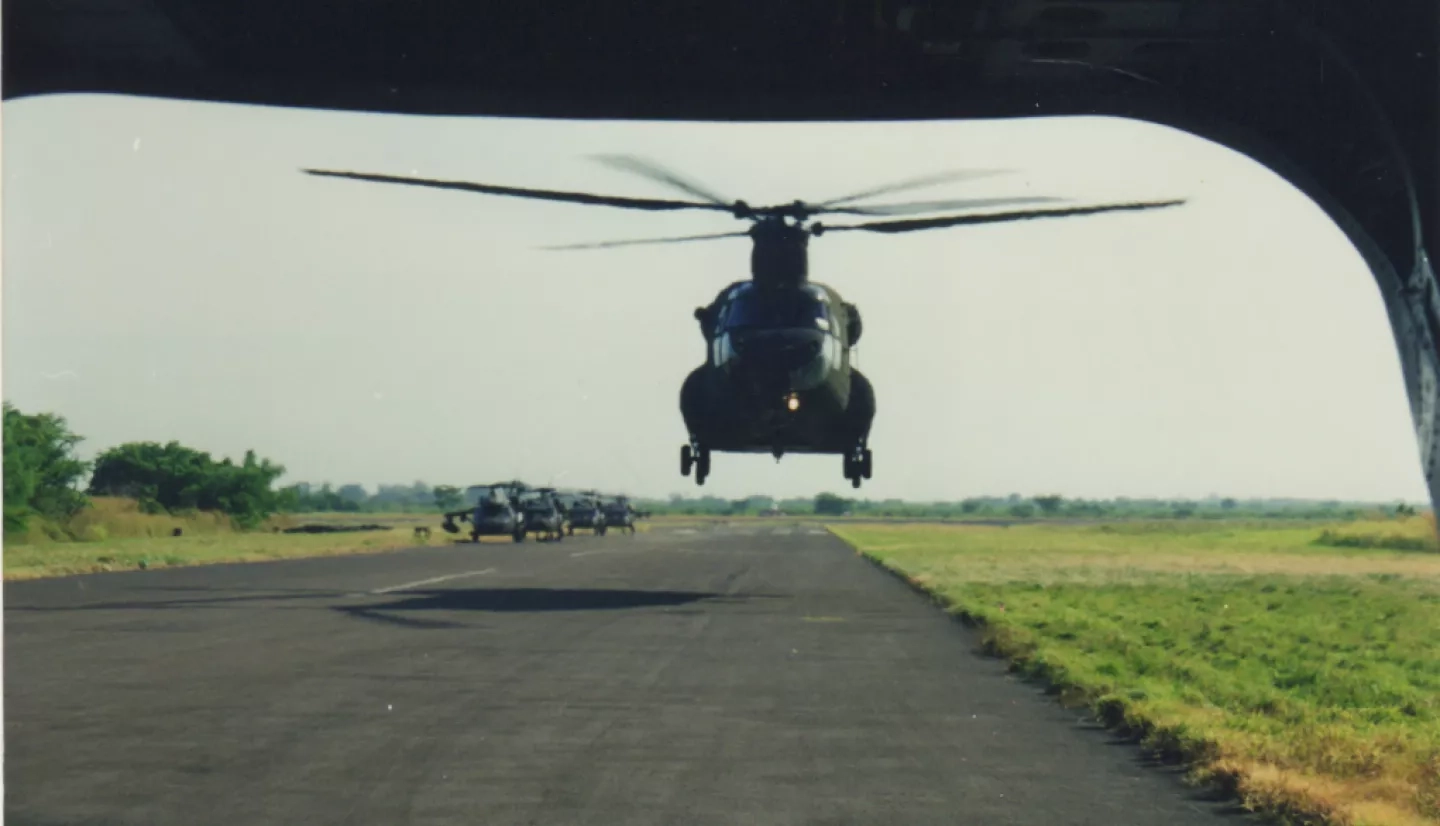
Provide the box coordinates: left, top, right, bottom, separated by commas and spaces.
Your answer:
5, 523, 1252, 825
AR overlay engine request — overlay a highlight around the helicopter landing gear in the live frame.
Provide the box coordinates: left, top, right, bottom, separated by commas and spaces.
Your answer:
681, 440, 711, 485
843, 445, 872, 489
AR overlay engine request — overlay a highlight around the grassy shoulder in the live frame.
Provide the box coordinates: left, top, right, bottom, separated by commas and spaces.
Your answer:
828, 518, 1440, 826
4, 499, 453, 580
3, 500, 658, 580
3, 526, 468, 580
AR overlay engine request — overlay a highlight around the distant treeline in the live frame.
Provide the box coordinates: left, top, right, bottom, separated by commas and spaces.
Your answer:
3, 401, 1426, 544
275, 482, 465, 514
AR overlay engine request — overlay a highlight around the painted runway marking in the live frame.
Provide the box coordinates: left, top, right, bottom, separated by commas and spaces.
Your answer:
365, 568, 497, 595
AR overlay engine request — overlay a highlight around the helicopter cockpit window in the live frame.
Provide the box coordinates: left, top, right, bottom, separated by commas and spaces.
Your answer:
469, 487, 506, 506
719, 289, 832, 333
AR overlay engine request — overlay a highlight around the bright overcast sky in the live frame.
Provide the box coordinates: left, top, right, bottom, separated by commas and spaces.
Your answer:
2, 93, 1428, 503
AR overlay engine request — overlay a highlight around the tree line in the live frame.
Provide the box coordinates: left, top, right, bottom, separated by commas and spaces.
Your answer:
277, 482, 465, 514
5, 402, 290, 534
3, 402, 465, 539
4, 401, 1422, 542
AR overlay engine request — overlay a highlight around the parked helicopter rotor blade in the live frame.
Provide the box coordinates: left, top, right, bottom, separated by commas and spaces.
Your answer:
541, 231, 752, 250
590, 154, 733, 207
816, 195, 1068, 217
814, 169, 1014, 208
815, 199, 1187, 235
302, 169, 733, 213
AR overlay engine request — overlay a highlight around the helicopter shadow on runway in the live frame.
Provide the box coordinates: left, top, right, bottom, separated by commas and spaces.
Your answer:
330, 587, 783, 630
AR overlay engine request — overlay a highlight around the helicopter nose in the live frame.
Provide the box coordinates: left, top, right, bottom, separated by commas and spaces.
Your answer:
732, 334, 821, 371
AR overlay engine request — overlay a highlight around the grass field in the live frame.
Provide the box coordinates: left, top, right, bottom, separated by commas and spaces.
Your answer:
830, 517, 1440, 826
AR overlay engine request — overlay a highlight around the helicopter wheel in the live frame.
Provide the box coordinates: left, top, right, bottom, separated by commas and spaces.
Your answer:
681, 444, 693, 477
695, 446, 711, 486
862, 448, 873, 480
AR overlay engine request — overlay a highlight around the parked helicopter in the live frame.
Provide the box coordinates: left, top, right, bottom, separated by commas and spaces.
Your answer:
441, 481, 528, 542
564, 490, 610, 536
304, 157, 1184, 488
603, 494, 639, 534
518, 486, 570, 541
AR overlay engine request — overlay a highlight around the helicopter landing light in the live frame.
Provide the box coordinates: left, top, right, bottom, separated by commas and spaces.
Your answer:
786, 393, 800, 411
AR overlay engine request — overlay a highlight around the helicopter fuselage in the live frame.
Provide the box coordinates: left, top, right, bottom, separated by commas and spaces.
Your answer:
680, 361, 872, 453
680, 273, 875, 482
472, 501, 524, 533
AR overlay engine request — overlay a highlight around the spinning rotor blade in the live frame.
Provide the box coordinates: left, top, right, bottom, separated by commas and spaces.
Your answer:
590, 154, 732, 206
542, 231, 751, 250
815, 169, 1013, 208
302, 169, 732, 213
817, 199, 1186, 234
817, 195, 1068, 217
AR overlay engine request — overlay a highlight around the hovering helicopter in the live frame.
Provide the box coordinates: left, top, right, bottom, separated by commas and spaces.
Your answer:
304, 157, 1184, 488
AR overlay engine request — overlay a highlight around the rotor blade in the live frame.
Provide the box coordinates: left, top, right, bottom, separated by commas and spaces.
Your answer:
814, 169, 1013, 208
589, 154, 732, 206
817, 195, 1068, 216
541, 231, 751, 251
818, 199, 1187, 234
302, 169, 731, 213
